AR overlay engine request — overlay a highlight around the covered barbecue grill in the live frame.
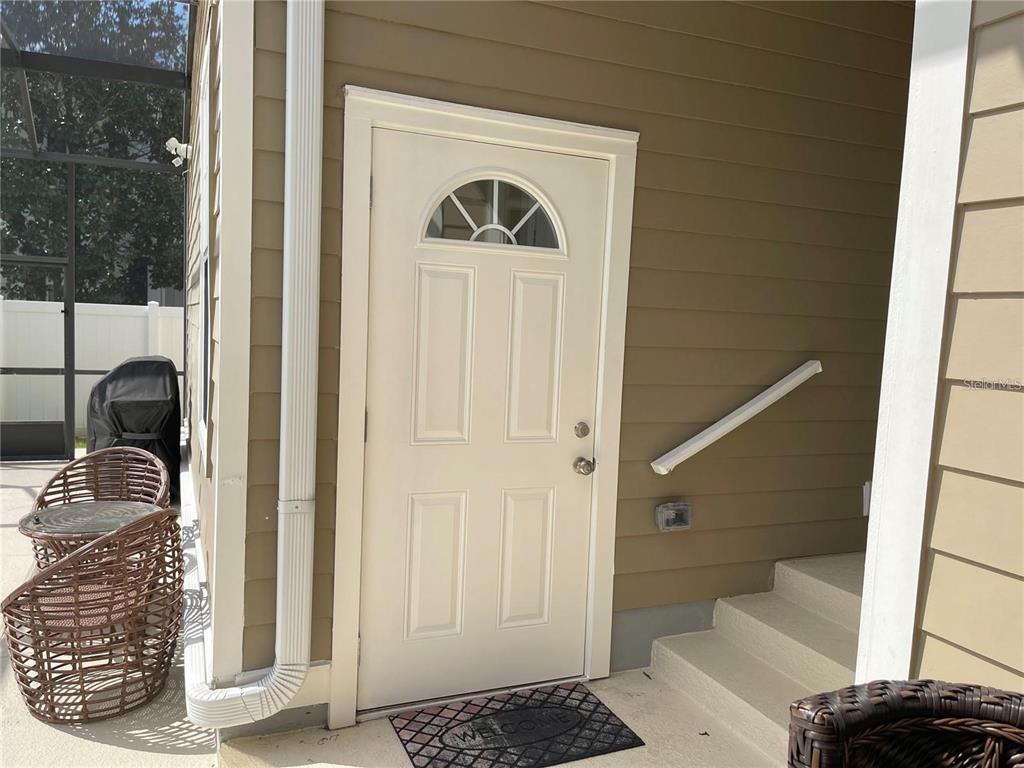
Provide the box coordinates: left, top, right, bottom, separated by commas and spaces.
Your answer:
86, 356, 181, 500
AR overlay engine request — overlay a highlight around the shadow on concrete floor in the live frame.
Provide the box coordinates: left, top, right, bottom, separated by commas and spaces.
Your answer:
1, 459, 216, 768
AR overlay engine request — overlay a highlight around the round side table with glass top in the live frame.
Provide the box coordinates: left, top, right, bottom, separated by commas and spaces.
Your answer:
19, 500, 164, 568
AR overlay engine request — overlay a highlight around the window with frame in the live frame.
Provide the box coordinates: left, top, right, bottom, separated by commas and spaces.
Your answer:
426, 178, 560, 249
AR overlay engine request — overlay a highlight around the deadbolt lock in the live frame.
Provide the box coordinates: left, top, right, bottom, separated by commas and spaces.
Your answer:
573, 421, 590, 438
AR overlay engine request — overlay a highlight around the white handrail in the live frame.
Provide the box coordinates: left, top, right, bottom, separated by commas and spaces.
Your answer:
650, 360, 823, 475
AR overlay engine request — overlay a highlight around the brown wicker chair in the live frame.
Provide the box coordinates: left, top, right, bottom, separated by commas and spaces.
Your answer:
3, 508, 184, 724
790, 680, 1024, 767
28, 446, 170, 566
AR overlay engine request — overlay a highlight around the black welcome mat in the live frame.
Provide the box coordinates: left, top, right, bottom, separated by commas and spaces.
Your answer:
388, 682, 644, 768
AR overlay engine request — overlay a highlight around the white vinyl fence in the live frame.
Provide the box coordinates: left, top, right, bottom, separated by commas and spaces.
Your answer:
1, 300, 184, 433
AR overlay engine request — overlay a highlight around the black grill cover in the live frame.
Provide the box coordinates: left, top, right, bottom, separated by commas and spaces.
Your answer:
87, 356, 181, 500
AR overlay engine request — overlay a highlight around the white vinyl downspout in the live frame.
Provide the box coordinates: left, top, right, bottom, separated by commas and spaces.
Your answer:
185, 0, 324, 728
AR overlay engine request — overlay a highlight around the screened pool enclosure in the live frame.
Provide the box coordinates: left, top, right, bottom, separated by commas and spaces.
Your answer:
1, 0, 191, 460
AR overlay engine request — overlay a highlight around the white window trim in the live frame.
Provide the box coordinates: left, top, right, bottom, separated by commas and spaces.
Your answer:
329, 86, 638, 728
856, 0, 973, 683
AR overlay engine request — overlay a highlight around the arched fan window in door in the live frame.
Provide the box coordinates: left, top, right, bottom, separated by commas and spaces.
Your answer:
425, 178, 560, 249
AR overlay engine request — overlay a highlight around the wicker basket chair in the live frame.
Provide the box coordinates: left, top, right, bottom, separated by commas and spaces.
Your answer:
3, 508, 184, 724
29, 446, 170, 565
789, 680, 1024, 767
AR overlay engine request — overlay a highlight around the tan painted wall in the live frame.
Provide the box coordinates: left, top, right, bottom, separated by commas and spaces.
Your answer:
185, 0, 221, 575
912, 1, 1024, 691
243, 0, 912, 669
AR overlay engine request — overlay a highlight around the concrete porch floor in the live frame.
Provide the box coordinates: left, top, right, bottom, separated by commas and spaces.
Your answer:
2, 458, 770, 768
220, 671, 772, 768
1, 459, 217, 768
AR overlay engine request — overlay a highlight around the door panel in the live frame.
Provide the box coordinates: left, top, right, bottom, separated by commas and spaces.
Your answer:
358, 128, 609, 710
506, 271, 564, 442
405, 491, 468, 639
498, 486, 555, 628
411, 264, 475, 444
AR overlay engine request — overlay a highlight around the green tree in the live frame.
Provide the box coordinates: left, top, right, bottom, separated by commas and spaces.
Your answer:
0, 0, 186, 303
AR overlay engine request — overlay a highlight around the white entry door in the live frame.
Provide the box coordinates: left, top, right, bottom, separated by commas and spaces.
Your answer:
357, 127, 611, 710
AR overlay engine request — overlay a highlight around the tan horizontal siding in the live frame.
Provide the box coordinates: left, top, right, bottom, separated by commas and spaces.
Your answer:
936, 385, 1024, 483
944, 298, 1024, 380
969, 12, 1024, 112
618, 453, 875, 500
628, 229, 893, 286
623, 349, 883, 386
322, 13, 907, 148
959, 110, 1024, 203
616, 487, 866, 537
245, 574, 336, 626
339, 2, 910, 113
244, 531, 335, 581
616, 517, 867, 574
241, 0, 910, 667
953, 203, 1024, 292
929, 470, 1024, 578
545, 2, 912, 77
914, 4, 1024, 688
919, 553, 1024, 672
633, 188, 896, 252
621, 386, 880, 425
624, 310, 885, 353
317, 59, 906, 184
634, 151, 900, 218
743, 1, 914, 42
918, 634, 1024, 691
620, 420, 878, 462
972, 0, 1024, 27
626, 268, 889, 319
243, 618, 334, 668
615, 560, 774, 609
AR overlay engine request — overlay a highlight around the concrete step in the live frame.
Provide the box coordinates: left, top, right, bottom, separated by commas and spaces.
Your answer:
651, 630, 812, 764
715, 592, 856, 691
773, 552, 864, 632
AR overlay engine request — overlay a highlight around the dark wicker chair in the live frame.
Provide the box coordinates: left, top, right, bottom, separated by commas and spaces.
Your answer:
28, 446, 170, 566
3, 508, 184, 724
790, 680, 1024, 767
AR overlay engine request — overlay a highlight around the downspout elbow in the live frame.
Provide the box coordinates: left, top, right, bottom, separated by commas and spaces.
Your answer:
182, 0, 324, 730
182, 500, 315, 728
185, 660, 309, 729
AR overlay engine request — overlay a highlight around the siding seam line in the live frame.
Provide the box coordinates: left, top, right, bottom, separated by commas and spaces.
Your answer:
735, 1, 915, 45
525, 2, 913, 80
933, 463, 1024, 489
927, 549, 1024, 583
634, 184, 899, 220
919, 630, 1024, 677
263, 56, 910, 153
617, 515, 872, 541
617, 485, 871, 502
631, 225, 892, 254
332, 10, 912, 116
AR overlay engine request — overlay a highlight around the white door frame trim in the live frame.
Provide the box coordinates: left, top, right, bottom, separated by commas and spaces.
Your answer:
329, 86, 638, 728
855, 0, 973, 683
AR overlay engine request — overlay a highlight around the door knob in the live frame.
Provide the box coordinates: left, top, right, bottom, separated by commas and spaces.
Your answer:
573, 457, 596, 476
